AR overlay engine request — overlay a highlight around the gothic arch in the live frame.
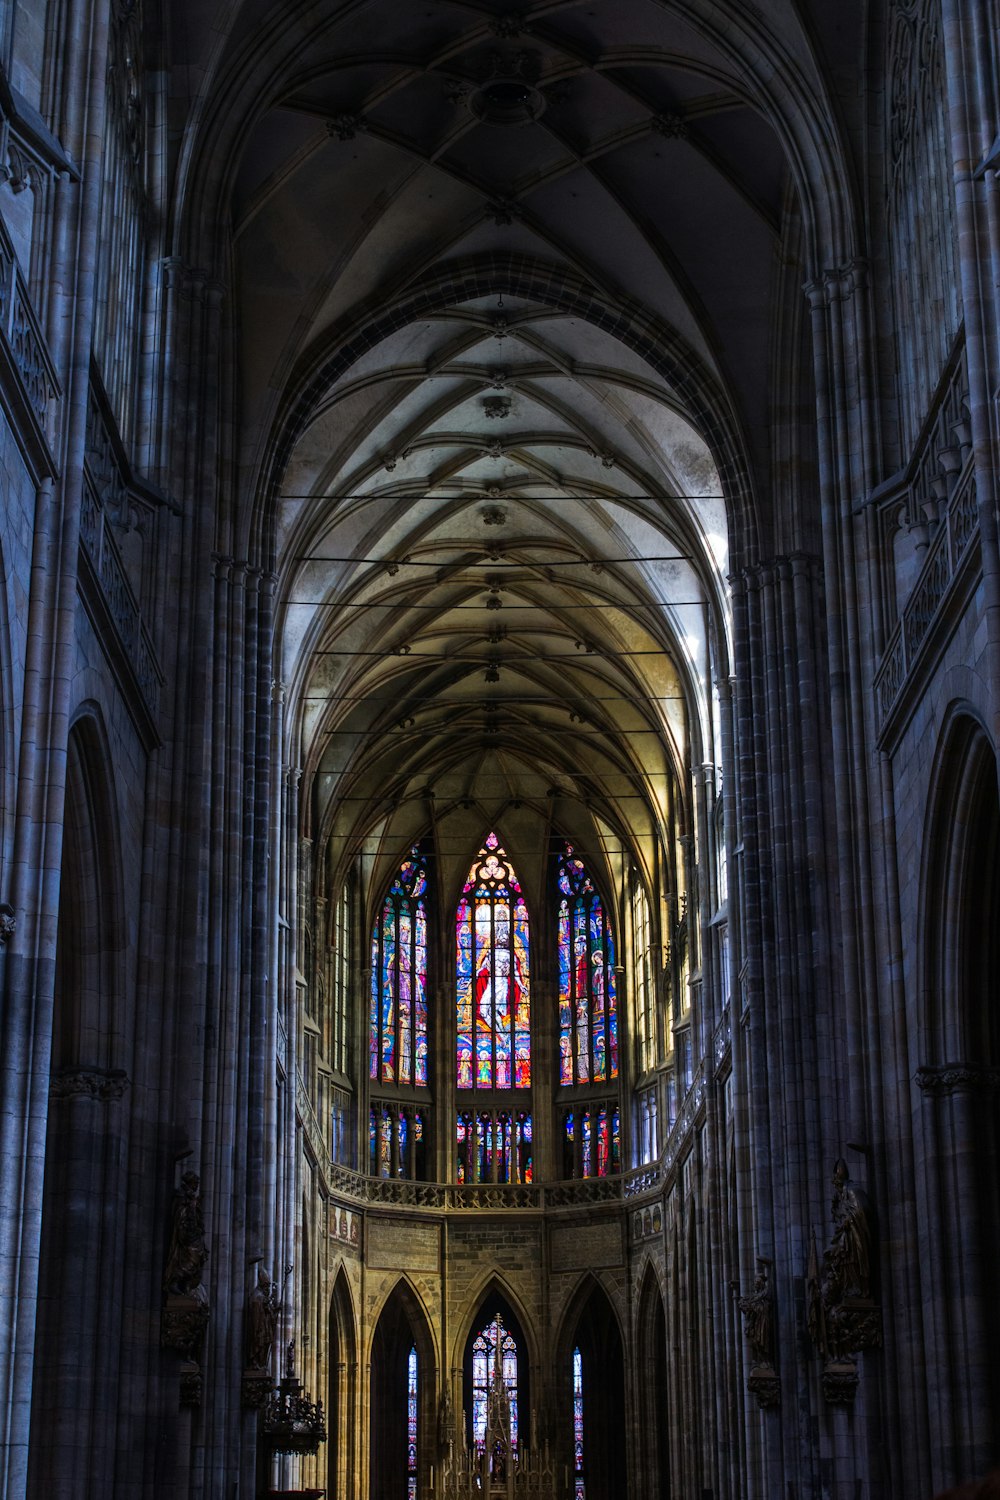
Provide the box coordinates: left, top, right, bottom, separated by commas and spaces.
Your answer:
919, 704, 999, 1060
459, 1278, 536, 1457
452, 1271, 538, 1384
328, 1266, 358, 1500
555, 1274, 628, 1500
635, 1263, 671, 1500
369, 1277, 437, 1500
51, 706, 128, 1069
28, 707, 129, 1496
914, 705, 1000, 1480
0, 530, 13, 888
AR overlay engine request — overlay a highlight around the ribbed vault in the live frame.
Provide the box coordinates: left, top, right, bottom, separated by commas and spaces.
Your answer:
169, 0, 862, 895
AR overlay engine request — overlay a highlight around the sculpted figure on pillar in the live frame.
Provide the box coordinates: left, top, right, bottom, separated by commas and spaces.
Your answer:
807, 1157, 882, 1402
827, 1157, 872, 1299
246, 1265, 283, 1372
163, 1170, 208, 1296
734, 1259, 774, 1367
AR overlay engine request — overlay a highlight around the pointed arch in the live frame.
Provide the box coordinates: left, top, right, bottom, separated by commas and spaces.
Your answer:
0, 528, 13, 889
915, 704, 1000, 1476
452, 1270, 539, 1381
369, 1278, 438, 1500
460, 1278, 534, 1456
919, 704, 1000, 1060
328, 1266, 358, 1500
52, 706, 127, 1069
28, 707, 129, 1494
555, 1275, 628, 1500
635, 1262, 671, 1500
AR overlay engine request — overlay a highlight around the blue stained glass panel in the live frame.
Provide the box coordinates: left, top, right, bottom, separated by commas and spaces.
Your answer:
370, 848, 430, 1091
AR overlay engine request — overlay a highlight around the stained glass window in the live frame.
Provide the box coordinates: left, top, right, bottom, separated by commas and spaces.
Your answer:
457, 1110, 533, 1184
557, 844, 618, 1086
573, 1347, 585, 1500
408, 1345, 418, 1500
471, 1314, 519, 1454
369, 848, 429, 1087
632, 877, 655, 1074
456, 833, 530, 1090
369, 1104, 427, 1179
562, 1104, 621, 1179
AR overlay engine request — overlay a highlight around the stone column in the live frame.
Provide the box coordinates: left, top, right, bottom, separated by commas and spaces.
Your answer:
0, 3, 111, 1492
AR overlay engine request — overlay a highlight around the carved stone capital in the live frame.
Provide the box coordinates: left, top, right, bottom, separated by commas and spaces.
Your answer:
161, 1292, 210, 1358
826, 1297, 883, 1357
821, 1358, 859, 1404
50, 1065, 129, 1101
747, 1365, 780, 1410
242, 1370, 274, 1410
179, 1362, 202, 1408
0, 903, 14, 944
804, 258, 869, 311
915, 1062, 1000, 1097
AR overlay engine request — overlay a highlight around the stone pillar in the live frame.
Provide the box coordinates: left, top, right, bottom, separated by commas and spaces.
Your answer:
0, 4, 111, 1492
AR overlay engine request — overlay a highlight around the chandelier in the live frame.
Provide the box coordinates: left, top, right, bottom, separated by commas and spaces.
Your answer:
262, 1341, 327, 1457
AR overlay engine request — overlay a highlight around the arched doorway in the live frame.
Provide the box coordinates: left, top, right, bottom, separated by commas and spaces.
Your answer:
918, 715, 1000, 1480
328, 1269, 358, 1500
27, 715, 128, 1495
561, 1280, 627, 1500
636, 1267, 670, 1499
369, 1282, 435, 1500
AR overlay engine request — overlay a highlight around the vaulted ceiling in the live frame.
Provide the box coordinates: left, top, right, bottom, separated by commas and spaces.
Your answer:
170, 0, 863, 895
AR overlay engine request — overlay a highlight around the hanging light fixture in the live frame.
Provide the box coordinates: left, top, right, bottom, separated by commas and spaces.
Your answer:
261, 1341, 327, 1457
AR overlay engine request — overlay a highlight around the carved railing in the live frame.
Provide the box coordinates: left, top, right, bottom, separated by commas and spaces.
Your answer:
875, 456, 979, 729
325, 1160, 624, 1212
81, 380, 161, 719
322, 1067, 713, 1215
713, 1006, 732, 1071
0, 216, 60, 439
872, 349, 979, 732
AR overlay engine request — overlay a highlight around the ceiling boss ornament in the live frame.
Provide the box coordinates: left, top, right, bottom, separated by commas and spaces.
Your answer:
469, 50, 547, 126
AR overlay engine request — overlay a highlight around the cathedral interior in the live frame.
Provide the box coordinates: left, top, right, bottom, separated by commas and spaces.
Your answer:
0, 1, 998, 1497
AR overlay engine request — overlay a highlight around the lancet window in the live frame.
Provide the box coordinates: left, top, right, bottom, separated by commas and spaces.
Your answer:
407, 1346, 418, 1500
457, 833, 531, 1091
557, 844, 618, 1086
370, 848, 429, 1087
573, 1346, 585, 1500
561, 1104, 621, 1179
455, 835, 532, 1182
471, 1314, 519, 1455
369, 1103, 428, 1179
631, 876, 655, 1074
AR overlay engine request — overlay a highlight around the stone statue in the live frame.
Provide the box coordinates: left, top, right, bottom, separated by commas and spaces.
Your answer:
163, 1171, 208, 1296
246, 1265, 282, 1372
827, 1158, 872, 1299
734, 1260, 773, 1367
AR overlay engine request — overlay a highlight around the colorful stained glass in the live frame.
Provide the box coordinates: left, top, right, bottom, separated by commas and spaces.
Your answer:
369, 848, 430, 1092
573, 1346, 585, 1500
471, 1314, 519, 1454
398, 1111, 409, 1177
408, 1345, 418, 1500
562, 1103, 620, 1179
456, 834, 531, 1092
555, 843, 618, 1088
